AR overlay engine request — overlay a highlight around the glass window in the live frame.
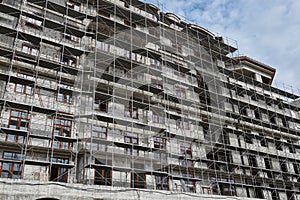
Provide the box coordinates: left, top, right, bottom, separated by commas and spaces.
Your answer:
154, 137, 166, 149
53, 118, 72, 137
259, 134, 268, 147
175, 85, 186, 98
275, 138, 283, 151
22, 43, 39, 56
94, 159, 111, 186
15, 83, 33, 95
61, 54, 77, 68
63, 33, 79, 43
131, 172, 145, 188
177, 120, 190, 130
52, 118, 72, 150
57, 93, 73, 104
124, 132, 138, 156
182, 173, 195, 193
151, 78, 163, 89
9, 110, 30, 131
126, 104, 139, 119
5, 134, 25, 144
180, 142, 193, 167
131, 105, 138, 119
154, 137, 167, 161
50, 157, 69, 183
24, 17, 42, 30
66, 0, 80, 11
92, 126, 107, 152
156, 175, 169, 190
94, 99, 109, 112
1, 152, 24, 179
244, 134, 253, 144
152, 114, 165, 124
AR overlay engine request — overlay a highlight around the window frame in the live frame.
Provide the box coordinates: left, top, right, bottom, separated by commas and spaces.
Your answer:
275, 137, 283, 151
219, 183, 237, 196
66, 0, 81, 11
280, 160, 288, 172
151, 78, 163, 89
259, 134, 268, 147
50, 157, 69, 183
244, 131, 253, 144
154, 137, 167, 161
52, 118, 72, 150
5, 134, 25, 144
174, 85, 187, 98
8, 110, 30, 131
153, 137, 166, 149
149, 58, 161, 70
124, 132, 139, 156
130, 105, 138, 119
182, 172, 196, 193
264, 158, 273, 169
94, 99, 109, 113
152, 114, 165, 124
131, 172, 145, 188
293, 163, 300, 174
155, 175, 169, 190
14, 83, 33, 95
24, 17, 42, 30
177, 120, 190, 130
0, 152, 24, 179
21, 42, 39, 56
63, 33, 79, 43
180, 142, 193, 167
287, 140, 296, 153
94, 159, 112, 186
92, 126, 107, 152
61, 53, 78, 68
57, 92, 73, 104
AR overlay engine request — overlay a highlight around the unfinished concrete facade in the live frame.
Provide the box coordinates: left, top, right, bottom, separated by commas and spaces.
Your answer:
0, 0, 300, 199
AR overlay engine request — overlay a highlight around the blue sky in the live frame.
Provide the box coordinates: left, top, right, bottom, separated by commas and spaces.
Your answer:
144, 0, 300, 94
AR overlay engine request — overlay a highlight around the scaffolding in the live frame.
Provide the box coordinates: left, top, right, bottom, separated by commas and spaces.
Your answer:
0, 0, 300, 199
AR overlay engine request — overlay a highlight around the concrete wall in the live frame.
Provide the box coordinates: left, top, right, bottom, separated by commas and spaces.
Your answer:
0, 179, 262, 200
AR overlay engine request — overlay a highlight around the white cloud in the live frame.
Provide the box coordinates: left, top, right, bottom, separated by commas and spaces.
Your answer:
144, 0, 300, 93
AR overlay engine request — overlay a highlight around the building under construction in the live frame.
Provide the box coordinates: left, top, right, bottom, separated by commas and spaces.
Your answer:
0, 0, 300, 199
